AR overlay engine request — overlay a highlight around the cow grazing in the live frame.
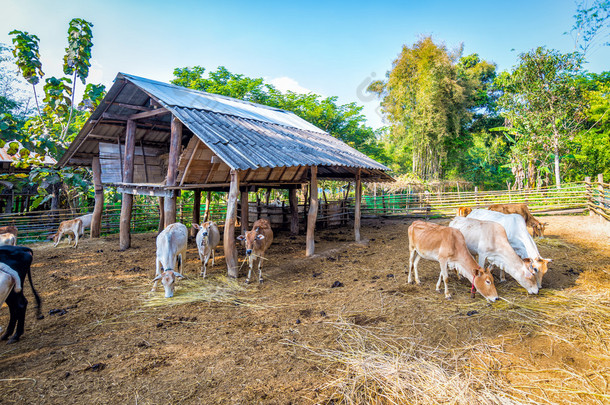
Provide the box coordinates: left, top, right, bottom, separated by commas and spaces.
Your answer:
467, 209, 551, 288
456, 207, 472, 217
0, 226, 18, 237
52, 219, 84, 248
407, 220, 498, 301
192, 221, 220, 278
0, 233, 16, 246
449, 216, 539, 294
152, 223, 187, 298
75, 213, 93, 230
488, 203, 547, 237
0, 246, 41, 343
237, 218, 274, 284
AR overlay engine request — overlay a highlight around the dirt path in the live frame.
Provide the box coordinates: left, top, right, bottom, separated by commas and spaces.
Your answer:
0, 215, 609, 404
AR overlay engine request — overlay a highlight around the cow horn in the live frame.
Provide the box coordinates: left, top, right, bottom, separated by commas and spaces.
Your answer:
152, 274, 162, 282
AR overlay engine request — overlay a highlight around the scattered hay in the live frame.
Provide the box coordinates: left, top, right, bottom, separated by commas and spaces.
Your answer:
287, 321, 523, 405
535, 238, 580, 251
142, 276, 259, 309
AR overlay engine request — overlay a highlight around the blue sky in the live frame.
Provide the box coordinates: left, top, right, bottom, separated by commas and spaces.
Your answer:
1, 0, 608, 128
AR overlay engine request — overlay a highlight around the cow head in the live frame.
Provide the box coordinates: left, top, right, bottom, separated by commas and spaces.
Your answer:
152, 270, 185, 298
520, 258, 539, 294
193, 222, 212, 245
533, 222, 548, 238
237, 227, 265, 256
472, 266, 498, 302
530, 257, 552, 288
457, 207, 472, 217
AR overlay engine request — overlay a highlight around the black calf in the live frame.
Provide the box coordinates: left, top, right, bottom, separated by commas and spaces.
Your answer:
0, 246, 41, 343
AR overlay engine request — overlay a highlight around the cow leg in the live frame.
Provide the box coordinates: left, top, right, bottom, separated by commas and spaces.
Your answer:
152, 259, 161, 292
9, 295, 27, 343
436, 261, 451, 299
246, 256, 254, 284
408, 249, 421, 284
211, 249, 215, 267
258, 256, 264, 284
73, 232, 79, 248
202, 250, 211, 278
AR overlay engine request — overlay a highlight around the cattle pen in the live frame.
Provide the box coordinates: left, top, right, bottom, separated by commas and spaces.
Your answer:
2, 177, 607, 244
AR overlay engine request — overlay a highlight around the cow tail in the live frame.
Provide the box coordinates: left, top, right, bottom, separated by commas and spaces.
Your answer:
26, 253, 42, 319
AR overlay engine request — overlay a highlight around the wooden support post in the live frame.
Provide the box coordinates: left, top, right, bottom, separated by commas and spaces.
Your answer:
158, 197, 165, 233
306, 166, 318, 256
90, 156, 104, 238
225, 170, 240, 278
585, 176, 592, 216
354, 168, 362, 242
191, 189, 201, 237
240, 190, 249, 235
204, 191, 211, 222
264, 188, 271, 205
289, 188, 299, 235
164, 116, 181, 227
119, 119, 136, 250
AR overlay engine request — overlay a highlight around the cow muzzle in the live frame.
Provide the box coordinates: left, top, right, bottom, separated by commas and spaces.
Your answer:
246, 249, 252, 256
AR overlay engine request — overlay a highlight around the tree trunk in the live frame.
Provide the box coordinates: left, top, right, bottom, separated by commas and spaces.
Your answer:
354, 169, 362, 242
554, 142, 561, 189
289, 188, 299, 235
91, 156, 104, 238
164, 116, 181, 226
191, 189, 201, 237
306, 166, 318, 256
240, 190, 249, 235
224, 170, 240, 278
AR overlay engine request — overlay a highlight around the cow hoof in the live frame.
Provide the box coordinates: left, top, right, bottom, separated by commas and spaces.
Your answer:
445, 295, 452, 300
7, 336, 19, 344
500, 279, 506, 283
258, 279, 264, 284
436, 289, 442, 294
0, 333, 8, 341
245, 279, 251, 284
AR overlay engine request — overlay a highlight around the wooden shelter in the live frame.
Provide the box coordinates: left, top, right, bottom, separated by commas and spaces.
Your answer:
59, 73, 393, 277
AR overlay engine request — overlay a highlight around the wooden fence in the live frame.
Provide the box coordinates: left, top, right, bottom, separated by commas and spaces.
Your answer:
0, 180, 601, 244
586, 175, 610, 221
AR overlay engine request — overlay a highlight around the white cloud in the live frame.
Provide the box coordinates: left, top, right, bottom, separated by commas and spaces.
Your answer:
267, 76, 311, 94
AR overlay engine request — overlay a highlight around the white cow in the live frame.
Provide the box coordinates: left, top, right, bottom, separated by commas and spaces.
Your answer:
0, 262, 21, 305
152, 223, 187, 298
192, 221, 220, 278
75, 213, 93, 230
467, 209, 551, 288
450, 216, 539, 294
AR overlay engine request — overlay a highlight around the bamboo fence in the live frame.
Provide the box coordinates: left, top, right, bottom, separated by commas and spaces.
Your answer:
0, 179, 604, 244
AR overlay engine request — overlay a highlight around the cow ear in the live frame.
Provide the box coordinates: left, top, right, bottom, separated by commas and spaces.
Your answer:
474, 268, 482, 277
174, 272, 185, 279
256, 234, 265, 240
236, 235, 246, 241
255, 227, 260, 232
192, 223, 200, 230
523, 258, 531, 264
545, 258, 553, 263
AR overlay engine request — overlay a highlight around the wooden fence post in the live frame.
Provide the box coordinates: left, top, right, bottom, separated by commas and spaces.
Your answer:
597, 173, 604, 220
203, 191, 211, 222
474, 186, 479, 207
585, 177, 592, 216
191, 189, 201, 237
240, 189, 249, 235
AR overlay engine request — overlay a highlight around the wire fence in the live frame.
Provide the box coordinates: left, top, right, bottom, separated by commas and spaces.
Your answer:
0, 180, 601, 244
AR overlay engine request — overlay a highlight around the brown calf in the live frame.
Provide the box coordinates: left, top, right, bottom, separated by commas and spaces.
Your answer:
0, 226, 17, 237
237, 218, 273, 284
488, 203, 547, 237
52, 219, 83, 248
456, 207, 472, 217
408, 220, 498, 301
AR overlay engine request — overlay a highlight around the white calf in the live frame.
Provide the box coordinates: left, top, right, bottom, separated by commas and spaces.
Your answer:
192, 221, 220, 278
152, 223, 187, 298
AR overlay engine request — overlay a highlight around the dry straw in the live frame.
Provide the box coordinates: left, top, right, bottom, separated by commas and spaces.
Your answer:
142, 275, 260, 308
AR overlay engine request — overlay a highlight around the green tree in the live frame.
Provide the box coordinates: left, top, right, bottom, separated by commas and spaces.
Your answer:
497, 47, 586, 188
368, 37, 498, 180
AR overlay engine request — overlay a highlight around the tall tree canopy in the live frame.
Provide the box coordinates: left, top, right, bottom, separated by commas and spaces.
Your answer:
497, 47, 586, 188
367, 36, 498, 180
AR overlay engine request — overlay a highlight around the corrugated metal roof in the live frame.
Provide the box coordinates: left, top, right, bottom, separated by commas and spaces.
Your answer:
60, 73, 392, 178
120, 73, 326, 134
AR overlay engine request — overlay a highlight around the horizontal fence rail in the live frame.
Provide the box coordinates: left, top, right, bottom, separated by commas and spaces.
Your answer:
0, 180, 602, 244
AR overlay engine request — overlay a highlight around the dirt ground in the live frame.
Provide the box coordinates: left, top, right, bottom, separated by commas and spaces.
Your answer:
1, 215, 610, 404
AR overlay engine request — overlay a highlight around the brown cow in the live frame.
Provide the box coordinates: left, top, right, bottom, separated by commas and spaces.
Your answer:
488, 203, 547, 237
0, 226, 17, 237
237, 218, 273, 284
456, 207, 472, 217
408, 220, 498, 301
